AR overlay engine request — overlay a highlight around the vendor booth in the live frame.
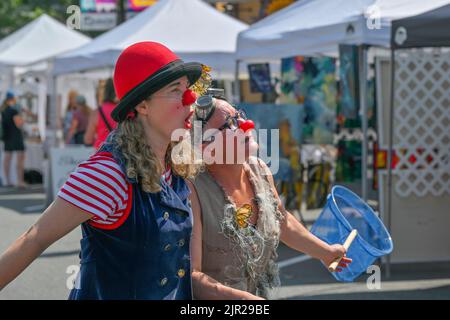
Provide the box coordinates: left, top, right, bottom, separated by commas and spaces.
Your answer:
235, 0, 450, 269
379, 4, 450, 264
0, 14, 90, 185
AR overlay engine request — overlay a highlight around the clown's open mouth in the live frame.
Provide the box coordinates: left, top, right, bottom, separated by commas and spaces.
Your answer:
184, 110, 195, 129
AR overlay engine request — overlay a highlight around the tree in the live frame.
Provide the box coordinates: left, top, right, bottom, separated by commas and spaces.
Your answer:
0, 0, 81, 39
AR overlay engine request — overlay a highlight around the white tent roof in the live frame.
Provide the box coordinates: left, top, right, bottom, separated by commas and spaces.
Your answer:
0, 14, 91, 67
54, 0, 248, 79
237, 0, 450, 60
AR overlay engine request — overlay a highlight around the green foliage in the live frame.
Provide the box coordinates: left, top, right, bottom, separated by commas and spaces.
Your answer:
0, 0, 80, 38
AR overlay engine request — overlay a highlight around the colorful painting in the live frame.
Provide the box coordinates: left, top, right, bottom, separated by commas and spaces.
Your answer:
335, 45, 378, 184
247, 63, 273, 94
279, 56, 307, 104
337, 45, 377, 130
338, 44, 359, 121
335, 77, 377, 183
280, 56, 337, 144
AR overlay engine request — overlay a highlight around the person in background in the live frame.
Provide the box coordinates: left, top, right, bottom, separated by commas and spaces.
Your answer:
84, 78, 118, 149
1, 91, 26, 188
63, 90, 78, 144
65, 95, 91, 145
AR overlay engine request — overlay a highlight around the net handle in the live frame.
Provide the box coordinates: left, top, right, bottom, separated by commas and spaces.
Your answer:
328, 229, 358, 272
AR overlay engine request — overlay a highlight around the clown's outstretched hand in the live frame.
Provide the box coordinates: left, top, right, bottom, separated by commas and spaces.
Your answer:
321, 244, 353, 273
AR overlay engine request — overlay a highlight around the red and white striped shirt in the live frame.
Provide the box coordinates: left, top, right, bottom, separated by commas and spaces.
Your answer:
162, 165, 173, 187
57, 152, 173, 228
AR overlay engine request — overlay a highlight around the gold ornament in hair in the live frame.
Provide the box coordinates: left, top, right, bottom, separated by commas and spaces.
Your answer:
190, 64, 212, 96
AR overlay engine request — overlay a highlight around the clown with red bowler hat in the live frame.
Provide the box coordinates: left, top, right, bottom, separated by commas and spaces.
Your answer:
0, 42, 203, 300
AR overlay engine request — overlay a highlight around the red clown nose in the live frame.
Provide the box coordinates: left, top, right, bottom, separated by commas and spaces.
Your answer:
182, 89, 197, 106
239, 120, 255, 132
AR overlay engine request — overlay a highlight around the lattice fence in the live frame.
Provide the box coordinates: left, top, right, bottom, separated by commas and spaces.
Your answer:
393, 49, 450, 197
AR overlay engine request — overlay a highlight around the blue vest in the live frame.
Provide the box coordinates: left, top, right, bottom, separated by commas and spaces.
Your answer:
69, 136, 193, 300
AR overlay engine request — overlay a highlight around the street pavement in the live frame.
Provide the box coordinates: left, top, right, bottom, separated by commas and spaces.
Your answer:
0, 185, 449, 300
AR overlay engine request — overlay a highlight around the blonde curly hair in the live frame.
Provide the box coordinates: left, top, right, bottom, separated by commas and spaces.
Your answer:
112, 66, 212, 193
114, 117, 202, 193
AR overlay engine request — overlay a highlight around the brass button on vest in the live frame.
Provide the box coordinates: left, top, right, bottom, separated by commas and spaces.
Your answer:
163, 212, 170, 220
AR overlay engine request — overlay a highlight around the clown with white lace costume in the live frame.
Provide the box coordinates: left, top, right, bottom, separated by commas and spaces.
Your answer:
188, 97, 353, 300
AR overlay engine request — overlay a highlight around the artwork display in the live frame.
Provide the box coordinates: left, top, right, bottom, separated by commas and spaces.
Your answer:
280, 56, 337, 144
248, 63, 273, 94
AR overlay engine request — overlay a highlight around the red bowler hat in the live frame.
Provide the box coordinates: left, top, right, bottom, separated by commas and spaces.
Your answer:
112, 41, 202, 122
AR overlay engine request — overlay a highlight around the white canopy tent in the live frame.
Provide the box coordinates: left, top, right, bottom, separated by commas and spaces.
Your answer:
236, 0, 450, 60
0, 14, 91, 140
236, 0, 450, 270
0, 14, 90, 67
53, 0, 248, 80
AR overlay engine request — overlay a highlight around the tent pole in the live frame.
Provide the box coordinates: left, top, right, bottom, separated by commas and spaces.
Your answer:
47, 61, 61, 149
234, 59, 241, 104
224, 80, 233, 102
44, 62, 58, 206
359, 45, 368, 201
385, 49, 395, 280
8, 67, 14, 89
